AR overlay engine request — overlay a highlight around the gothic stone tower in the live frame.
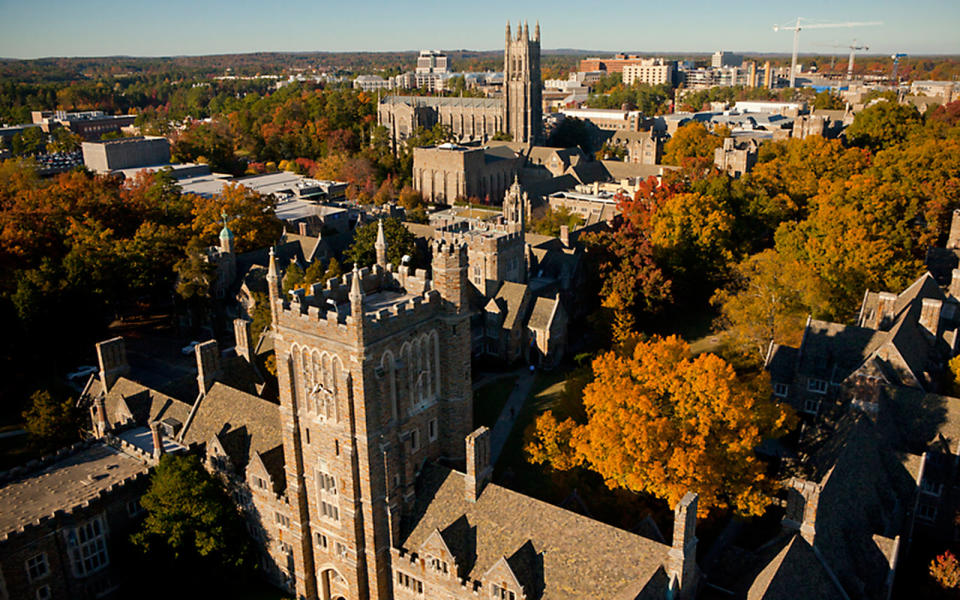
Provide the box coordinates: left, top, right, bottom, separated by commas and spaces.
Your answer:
267, 238, 472, 600
503, 21, 543, 145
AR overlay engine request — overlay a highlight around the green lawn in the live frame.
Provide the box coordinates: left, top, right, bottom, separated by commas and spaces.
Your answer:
473, 375, 518, 429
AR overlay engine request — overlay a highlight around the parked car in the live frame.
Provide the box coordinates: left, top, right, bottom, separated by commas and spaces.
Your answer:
181, 341, 200, 355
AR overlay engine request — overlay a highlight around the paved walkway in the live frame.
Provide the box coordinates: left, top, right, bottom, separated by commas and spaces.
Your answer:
489, 370, 537, 465
0, 429, 26, 440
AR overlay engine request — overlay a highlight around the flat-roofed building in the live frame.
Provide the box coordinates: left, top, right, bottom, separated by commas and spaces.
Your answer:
622, 59, 675, 86
81, 136, 171, 173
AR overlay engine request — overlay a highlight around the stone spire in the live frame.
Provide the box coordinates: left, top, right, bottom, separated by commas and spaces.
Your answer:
523, 21, 528, 40
349, 263, 364, 317
267, 247, 280, 327
375, 219, 388, 267
535, 21, 540, 42
506, 21, 511, 41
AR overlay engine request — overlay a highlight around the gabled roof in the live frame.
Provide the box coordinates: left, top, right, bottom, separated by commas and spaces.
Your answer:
179, 382, 284, 487
796, 415, 917, 600
90, 377, 193, 429
528, 296, 561, 332
747, 535, 845, 600
401, 464, 672, 600
489, 281, 530, 331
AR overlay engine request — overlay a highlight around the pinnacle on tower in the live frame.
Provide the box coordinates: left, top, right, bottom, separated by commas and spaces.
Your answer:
349, 263, 364, 316
535, 21, 540, 42
267, 247, 278, 281
375, 219, 388, 267
506, 21, 511, 40
523, 21, 528, 40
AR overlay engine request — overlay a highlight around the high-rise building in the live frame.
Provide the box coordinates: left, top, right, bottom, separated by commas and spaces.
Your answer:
711, 51, 743, 68
416, 50, 449, 74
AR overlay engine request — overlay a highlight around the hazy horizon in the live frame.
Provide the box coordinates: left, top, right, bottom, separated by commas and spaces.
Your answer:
1, 0, 957, 60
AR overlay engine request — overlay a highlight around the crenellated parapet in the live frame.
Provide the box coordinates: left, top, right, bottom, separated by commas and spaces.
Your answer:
274, 262, 444, 344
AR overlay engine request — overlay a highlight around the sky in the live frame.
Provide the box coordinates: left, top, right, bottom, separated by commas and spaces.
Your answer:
0, 0, 957, 59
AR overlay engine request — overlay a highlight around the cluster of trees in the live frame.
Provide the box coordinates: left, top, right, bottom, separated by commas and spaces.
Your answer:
530, 99, 960, 519
586, 81, 673, 115
0, 164, 281, 420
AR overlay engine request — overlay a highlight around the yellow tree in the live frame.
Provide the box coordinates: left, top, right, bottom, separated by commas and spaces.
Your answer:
712, 249, 829, 362
662, 122, 729, 166
526, 335, 794, 516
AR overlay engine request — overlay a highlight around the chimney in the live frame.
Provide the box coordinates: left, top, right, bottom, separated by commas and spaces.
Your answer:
559, 225, 570, 248
96, 337, 129, 391
950, 269, 960, 298
150, 421, 165, 460
465, 427, 492, 502
920, 297, 943, 337
667, 492, 699, 600
298, 221, 309, 236
195, 340, 222, 395
784, 478, 820, 546
92, 394, 109, 438
234, 318, 252, 362
948, 209, 960, 250
876, 292, 897, 329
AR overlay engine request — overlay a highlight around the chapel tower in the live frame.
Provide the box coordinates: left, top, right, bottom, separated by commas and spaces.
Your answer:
503, 21, 543, 145
267, 239, 472, 600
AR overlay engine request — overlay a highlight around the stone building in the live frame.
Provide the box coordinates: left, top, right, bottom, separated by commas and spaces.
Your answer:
412, 143, 521, 203
0, 440, 155, 600
378, 23, 543, 147
713, 137, 757, 177
607, 129, 663, 164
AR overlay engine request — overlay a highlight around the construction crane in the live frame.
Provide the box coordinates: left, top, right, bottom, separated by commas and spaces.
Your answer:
773, 18, 882, 87
821, 40, 870, 80
891, 53, 907, 83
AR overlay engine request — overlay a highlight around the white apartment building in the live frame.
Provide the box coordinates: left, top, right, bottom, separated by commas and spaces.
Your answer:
622, 59, 675, 86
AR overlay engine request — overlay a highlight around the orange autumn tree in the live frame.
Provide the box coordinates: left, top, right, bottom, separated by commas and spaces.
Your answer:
526, 335, 794, 516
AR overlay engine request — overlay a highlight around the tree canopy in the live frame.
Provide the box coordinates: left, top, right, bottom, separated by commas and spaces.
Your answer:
344, 217, 417, 268
526, 335, 794, 516
133, 453, 250, 569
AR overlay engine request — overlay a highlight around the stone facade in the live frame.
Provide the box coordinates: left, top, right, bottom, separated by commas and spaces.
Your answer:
713, 137, 757, 177
412, 144, 520, 203
267, 235, 472, 599
378, 23, 542, 147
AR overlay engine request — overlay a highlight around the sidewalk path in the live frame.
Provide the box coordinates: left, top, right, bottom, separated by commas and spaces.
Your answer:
0, 429, 26, 440
489, 371, 536, 465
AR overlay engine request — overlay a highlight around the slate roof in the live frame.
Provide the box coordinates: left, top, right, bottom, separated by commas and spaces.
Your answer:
796, 415, 918, 600
795, 320, 887, 383
881, 386, 960, 455
527, 296, 559, 331
0, 441, 150, 538
765, 344, 798, 384
489, 281, 530, 331
382, 95, 502, 109
89, 377, 194, 429
402, 465, 672, 600
925, 247, 960, 285
179, 382, 285, 489
746, 535, 845, 600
